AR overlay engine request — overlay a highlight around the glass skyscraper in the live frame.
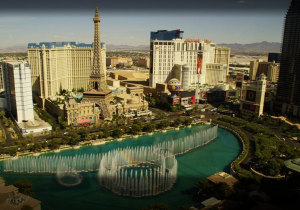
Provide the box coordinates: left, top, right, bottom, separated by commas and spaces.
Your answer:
276, 0, 300, 105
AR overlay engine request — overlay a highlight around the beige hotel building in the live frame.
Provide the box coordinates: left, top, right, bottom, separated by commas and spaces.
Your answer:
27, 42, 106, 101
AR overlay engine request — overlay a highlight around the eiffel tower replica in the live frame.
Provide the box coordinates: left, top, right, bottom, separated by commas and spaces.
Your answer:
83, 7, 113, 120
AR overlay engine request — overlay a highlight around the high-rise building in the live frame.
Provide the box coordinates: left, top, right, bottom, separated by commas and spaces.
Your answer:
2, 62, 34, 122
268, 53, 281, 63
276, 0, 300, 107
215, 46, 231, 75
137, 57, 150, 68
249, 60, 280, 82
205, 63, 227, 85
149, 30, 228, 88
27, 41, 106, 100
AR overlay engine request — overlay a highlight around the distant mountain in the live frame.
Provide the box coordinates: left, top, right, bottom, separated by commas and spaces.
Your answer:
217, 41, 281, 54
106, 44, 149, 51
0, 42, 281, 54
0, 45, 27, 53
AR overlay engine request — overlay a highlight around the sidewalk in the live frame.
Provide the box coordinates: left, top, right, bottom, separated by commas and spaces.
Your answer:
271, 116, 300, 129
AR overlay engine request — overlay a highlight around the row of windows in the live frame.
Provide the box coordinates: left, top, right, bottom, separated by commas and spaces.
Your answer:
154, 42, 174, 45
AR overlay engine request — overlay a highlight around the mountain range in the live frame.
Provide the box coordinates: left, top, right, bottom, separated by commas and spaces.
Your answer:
0, 41, 281, 54
217, 41, 281, 54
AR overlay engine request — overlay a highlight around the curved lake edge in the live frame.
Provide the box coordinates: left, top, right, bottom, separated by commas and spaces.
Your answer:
0, 124, 243, 210
0, 122, 209, 161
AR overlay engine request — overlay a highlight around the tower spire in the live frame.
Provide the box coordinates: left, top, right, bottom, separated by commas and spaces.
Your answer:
88, 6, 106, 91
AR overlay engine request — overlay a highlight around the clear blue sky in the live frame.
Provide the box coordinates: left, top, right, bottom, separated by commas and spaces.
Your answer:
0, 0, 290, 47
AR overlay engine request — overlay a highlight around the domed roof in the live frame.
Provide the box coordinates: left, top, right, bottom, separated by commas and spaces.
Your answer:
167, 78, 181, 92
168, 78, 180, 85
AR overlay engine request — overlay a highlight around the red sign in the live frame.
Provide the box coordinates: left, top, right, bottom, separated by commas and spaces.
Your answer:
197, 53, 202, 74
173, 98, 180, 104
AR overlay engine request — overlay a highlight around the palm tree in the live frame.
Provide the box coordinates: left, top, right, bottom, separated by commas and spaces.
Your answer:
28, 134, 34, 143
0, 111, 5, 119
7, 119, 14, 131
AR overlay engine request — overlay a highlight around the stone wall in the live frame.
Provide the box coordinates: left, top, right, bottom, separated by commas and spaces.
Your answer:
44, 99, 64, 118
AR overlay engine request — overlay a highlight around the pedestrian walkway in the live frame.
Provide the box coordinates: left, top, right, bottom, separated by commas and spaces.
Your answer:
271, 116, 300, 129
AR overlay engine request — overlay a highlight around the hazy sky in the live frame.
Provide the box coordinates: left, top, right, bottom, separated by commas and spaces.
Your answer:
0, 0, 290, 47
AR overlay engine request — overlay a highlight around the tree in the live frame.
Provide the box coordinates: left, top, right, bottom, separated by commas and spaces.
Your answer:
48, 138, 61, 150
8, 119, 14, 128
131, 124, 141, 135
0, 146, 5, 155
183, 118, 193, 126
6, 147, 17, 156
30, 142, 42, 153
91, 134, 97, 140
20, 141, 29, 152
0, 110, 5, 119
215, 182, 235, 199
61, 135, 70, 145
263, 159, 280, 176
69, 133, 80, 146
141, 203, 169, 210
98, 131, 104, 139
26, 135, 34, 143
14, 179, 34, 197
79, 128, 88, 141
143, 123, 156, 133
195, 179, 212, 196
112, 128, 123, 138
158, 120, 170, 130
172, 118, 181, 127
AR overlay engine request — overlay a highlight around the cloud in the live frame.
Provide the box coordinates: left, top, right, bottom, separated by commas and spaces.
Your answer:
237, 0, 249, 3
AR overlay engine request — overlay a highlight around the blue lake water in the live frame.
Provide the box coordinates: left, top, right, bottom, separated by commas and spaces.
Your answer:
0, 125, 242, 210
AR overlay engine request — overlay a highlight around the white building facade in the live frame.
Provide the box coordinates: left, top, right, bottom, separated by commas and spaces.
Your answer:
27, 42, 106, 99
2, 62, 34, 122
205, 63, 227, 85
150, 30, 227, 88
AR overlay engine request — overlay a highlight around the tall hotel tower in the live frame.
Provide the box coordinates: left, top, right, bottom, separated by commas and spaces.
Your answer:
2, 62, 34, 122
276, 0, 300, 114
149, 30, 227, 88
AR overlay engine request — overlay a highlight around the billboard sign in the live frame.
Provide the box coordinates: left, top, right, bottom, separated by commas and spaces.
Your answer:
173, 98, 180, 104
246, 90, 256, 102
242, 103, 256, 111
196, 52, 203, 74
